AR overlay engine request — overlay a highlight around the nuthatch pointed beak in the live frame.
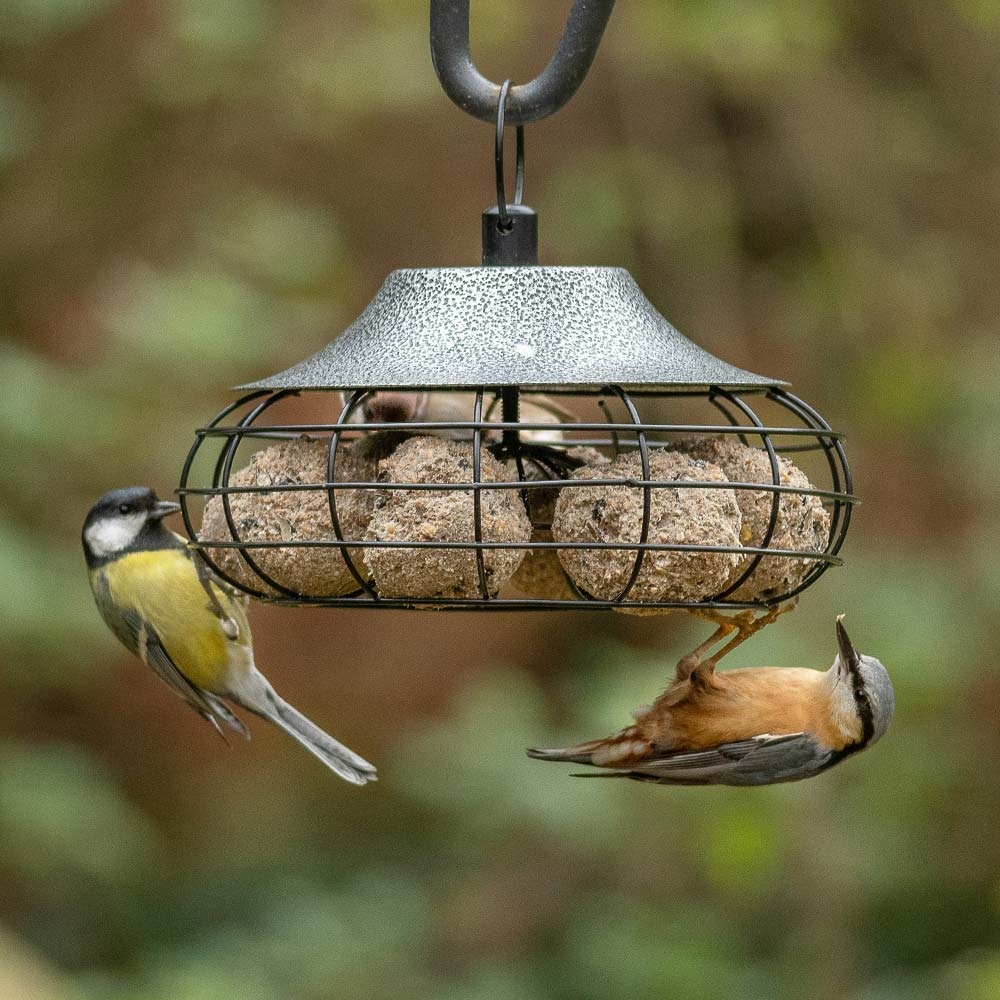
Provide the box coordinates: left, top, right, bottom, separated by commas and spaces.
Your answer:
150, 499, 181, 520
836, 615, 861, 679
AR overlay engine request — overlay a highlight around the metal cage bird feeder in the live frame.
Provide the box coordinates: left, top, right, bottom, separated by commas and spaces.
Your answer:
178, 0, 855, 612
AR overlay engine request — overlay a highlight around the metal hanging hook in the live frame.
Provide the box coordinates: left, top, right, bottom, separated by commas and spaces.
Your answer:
430, 0, 617, 125
495, 80, 525, 232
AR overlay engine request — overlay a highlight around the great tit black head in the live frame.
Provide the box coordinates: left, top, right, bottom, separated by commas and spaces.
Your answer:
82, 487, 182, 568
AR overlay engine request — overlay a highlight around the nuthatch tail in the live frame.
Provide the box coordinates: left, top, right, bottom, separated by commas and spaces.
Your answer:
342, 390, 575, 442
528, 616, 893, 786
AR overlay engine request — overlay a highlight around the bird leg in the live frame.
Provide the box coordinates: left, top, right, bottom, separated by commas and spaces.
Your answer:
674, 615, 744, 681
192, 550, 240, 640
699, 602, 794, 669
676, 600, 799, 682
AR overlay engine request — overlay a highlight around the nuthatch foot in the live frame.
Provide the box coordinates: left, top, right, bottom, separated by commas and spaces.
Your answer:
528, 615, 893, 786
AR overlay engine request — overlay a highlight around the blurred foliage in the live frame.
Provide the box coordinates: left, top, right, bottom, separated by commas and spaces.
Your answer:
1, 1, 999, 998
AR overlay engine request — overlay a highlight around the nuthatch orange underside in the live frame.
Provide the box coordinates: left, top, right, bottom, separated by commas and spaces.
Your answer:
528, 617, 893, 786
83, 487, 377, 785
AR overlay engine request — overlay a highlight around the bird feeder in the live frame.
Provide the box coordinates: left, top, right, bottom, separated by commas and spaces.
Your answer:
178, 0, 854, 612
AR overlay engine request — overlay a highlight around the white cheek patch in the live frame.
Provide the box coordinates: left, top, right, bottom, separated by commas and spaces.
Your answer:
85, 514, 146, 556
827, 679, 864, 743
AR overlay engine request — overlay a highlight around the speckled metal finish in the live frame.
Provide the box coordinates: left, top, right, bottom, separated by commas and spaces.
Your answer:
240, 267, 784, 391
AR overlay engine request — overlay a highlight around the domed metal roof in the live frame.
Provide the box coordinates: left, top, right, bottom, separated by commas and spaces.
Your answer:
240, 266, 784, 391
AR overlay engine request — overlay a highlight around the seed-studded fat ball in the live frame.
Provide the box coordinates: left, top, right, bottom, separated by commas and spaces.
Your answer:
679, 436, 831, 601
551, 450, 743, 605
506, 447, 609, 601
199, 434, 399, 597
364, 436, 532, 599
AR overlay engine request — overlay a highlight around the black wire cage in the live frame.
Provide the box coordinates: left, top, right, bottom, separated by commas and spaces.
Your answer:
178, 269, 854, 612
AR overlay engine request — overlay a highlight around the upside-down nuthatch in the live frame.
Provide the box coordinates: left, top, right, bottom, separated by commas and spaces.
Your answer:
83, 487, 377, 785
528, 616, 893, 786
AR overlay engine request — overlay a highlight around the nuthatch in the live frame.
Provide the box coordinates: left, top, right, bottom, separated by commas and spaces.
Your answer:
528, 615, 893, 785
342, 390, 574, 442
83, 487, 377, 785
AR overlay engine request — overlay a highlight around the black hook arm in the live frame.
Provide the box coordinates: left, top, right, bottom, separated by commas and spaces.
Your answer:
430, 0, 617, 125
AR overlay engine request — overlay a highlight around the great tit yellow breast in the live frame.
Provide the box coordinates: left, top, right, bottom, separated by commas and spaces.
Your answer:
100, 548, 251, 691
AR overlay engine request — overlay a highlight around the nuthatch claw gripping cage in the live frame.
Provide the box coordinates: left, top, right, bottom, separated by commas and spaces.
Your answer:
179, 2, 856, 611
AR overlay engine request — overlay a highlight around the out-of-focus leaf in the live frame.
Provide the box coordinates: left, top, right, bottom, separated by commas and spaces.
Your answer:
0, 522, 110, 677
543, 151, 738, 268
0, 743, 160, 884
281, 23, 440, 130
0, 0, 114, 45
627, 0, 840, 77
431, 964, 550, 1000
198, 190, 344, 290
96, 262, 284, 368
168, 0, 271, 56
566, 900, 770, 999
396, 669, 633, 842
0, 926, 76, 1000
0, 83, 38, 166
139, 0, 272, 105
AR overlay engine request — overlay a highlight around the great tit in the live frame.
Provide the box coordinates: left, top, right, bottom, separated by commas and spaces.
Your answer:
82, 487, 377, 785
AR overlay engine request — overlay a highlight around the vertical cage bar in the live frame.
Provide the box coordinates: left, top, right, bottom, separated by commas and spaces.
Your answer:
707, 388, 783, 602
217, 390, 305, 599
766, 387, 853, 598
471, 389, 491, 599
326, 390, 378, 599
604, 385, 651, 603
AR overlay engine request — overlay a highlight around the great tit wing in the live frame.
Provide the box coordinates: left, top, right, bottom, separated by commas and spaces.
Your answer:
579, 733, 828, 785
127, 610, 224, 718
135, 616, 250, 737
92, 573, 244, 734
201, 691, 250, 739
90, 572, 145, 657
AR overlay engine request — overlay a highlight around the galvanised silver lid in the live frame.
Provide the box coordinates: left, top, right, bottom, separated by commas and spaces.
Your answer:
240, 266, 784, 391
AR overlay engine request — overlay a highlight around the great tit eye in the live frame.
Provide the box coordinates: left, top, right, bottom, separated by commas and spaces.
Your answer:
118, 504, 132, 515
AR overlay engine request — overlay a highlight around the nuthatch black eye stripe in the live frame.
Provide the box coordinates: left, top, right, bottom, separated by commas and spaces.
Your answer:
853, 684, 876, 748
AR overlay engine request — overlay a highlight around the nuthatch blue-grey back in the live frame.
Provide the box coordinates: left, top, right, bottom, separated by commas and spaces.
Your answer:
528, 616, 893, 786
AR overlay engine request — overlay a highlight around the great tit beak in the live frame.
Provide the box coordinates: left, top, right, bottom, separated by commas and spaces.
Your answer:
150, 499, 181, 520
836, 615, 860, 678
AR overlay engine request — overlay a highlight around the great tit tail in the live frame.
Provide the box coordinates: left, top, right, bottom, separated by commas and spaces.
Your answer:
244, 687, 377, 786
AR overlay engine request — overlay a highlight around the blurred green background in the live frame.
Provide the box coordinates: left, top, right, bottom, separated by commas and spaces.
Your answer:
2, 1, 999, 998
